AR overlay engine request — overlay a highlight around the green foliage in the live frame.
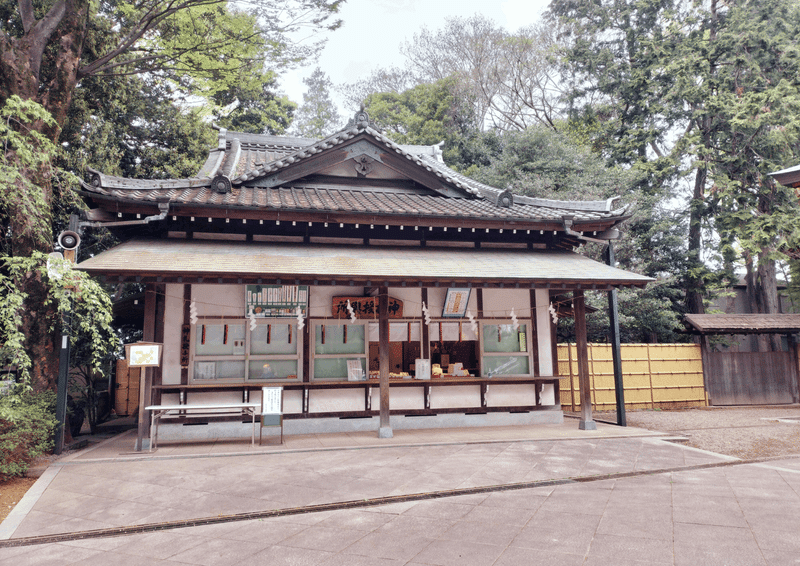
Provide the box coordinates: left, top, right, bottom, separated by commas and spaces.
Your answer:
0, 390, 57, 481
0, 96, 60, 252
0, 252, 119, 384
472, 124, 642, 201
292, 67, 341, 138
364, 77, 480, 165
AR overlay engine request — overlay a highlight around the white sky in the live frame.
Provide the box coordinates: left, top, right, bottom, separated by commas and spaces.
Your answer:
279, 0, 551, 115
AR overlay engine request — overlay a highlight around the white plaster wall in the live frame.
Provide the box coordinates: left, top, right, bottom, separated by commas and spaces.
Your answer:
308, 388, 364, 412
162, 284, 184, 384
309, 285, 357, 318
386, 288, 422, 317
485, 384, 536, 407
430, 385, 481, 409
185, 390, 243, 404
482, 289, 530, 319
283, 390, 303, 414
540, 383, 555, 406
371, 385, 424, 411
535, 288, 554, 375
193, 284, 244, 317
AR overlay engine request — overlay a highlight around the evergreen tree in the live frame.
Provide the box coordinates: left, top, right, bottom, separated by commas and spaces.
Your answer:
293, 67, 341, 138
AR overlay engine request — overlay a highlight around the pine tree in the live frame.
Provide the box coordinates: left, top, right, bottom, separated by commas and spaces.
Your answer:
293, 68, 341, 138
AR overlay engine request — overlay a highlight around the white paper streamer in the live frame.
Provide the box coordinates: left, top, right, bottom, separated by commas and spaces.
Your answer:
510, 307, 519, 332
467, 310, 478, 335
346, 299, 357, 323
296, 306, 305, 330
422, 301, 431, 325
549, 303, 558, 325
189, 300, 198, 325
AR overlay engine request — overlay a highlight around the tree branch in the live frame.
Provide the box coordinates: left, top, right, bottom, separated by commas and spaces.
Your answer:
18, 0, 36, 34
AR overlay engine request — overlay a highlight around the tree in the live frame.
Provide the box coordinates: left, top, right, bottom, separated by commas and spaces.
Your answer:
548, 0, 800, 335
363, 77, 483, 167
292, 67, 341, 138
0, 0, 344, 390
1, 97, 117, 387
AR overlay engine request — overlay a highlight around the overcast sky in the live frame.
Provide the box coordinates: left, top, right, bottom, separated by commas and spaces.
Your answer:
279, 0, 551, 115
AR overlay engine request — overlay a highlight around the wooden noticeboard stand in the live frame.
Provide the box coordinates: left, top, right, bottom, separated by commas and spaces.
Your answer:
260, 387, 283, 444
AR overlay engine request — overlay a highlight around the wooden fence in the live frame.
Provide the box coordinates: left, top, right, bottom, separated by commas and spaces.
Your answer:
557, 343, 707, 411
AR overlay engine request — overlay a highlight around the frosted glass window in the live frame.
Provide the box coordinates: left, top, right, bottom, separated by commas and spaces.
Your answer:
314, 358, 366, 380
248, 359, 298, 380
193, 360, 246, 380
314, 324, 365, 355
483, 324, 528, 353
250, 323, 296, 355
484, 356, 530, 376
195, 324, 245, 356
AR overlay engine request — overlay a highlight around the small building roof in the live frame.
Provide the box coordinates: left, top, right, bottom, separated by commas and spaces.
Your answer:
77, 238, 653, 289
684, 313, 800, 335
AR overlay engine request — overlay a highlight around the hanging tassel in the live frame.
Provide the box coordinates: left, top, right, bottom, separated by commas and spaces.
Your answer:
459, 321, 463, 342
321, 324, 325, 344
223, 324, 228, 344
267, 324, 271, 344
201, 324, 206, 345
288, 324, 292, 344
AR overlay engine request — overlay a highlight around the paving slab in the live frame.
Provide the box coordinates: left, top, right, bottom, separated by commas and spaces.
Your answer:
2, 421, 800, 565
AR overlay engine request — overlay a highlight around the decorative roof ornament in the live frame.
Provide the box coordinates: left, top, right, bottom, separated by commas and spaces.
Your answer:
347, 104, 378, 131
211, 174, 232, 194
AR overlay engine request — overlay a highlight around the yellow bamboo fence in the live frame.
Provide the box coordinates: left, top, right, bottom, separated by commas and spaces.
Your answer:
557, 343, 707, 411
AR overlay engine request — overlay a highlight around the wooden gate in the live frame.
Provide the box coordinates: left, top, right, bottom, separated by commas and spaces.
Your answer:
704, 350, 800, 405
114, 358, 141, 416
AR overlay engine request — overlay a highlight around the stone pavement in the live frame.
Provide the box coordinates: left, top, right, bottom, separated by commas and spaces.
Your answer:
1, 420, 800, 565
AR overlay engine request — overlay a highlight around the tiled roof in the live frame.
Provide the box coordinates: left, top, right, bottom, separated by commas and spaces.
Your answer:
79, 114, 630, 228
77, 238, 654, 287
80, 184, 624, 223
684, 314, 800, 334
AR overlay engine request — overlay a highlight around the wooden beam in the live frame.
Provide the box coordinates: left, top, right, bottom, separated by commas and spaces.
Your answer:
574, 290, 596, 430
378, 285, 392, 438
135, 285, 158, 451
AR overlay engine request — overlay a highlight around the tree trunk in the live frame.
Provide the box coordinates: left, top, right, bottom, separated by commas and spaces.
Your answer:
686, 165, 707, 314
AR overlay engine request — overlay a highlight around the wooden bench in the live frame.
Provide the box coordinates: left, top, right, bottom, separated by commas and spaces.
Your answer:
145, 402, 260, 451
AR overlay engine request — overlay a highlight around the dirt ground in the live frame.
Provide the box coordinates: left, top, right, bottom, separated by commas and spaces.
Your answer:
2, 406, 800, 524
0, 477, 36, 524
598, 405, 800, 460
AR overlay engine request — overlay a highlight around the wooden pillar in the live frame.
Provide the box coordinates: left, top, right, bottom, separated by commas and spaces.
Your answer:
378, 285, 392, 438
574, 290, 596, 430
135, 285, 158, 451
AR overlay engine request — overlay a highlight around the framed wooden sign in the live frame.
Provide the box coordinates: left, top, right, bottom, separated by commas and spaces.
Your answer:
125, 342, 163, 367
442, 288, 471, 318
246, 285, 308, 318
332, 296, 403, 319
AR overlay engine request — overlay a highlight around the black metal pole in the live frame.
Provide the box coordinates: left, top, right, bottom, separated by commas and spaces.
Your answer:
54, 307, 71, 454
606, 242, 626, 427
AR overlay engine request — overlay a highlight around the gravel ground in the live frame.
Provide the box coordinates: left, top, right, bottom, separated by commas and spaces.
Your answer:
594, 406, 800, 460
